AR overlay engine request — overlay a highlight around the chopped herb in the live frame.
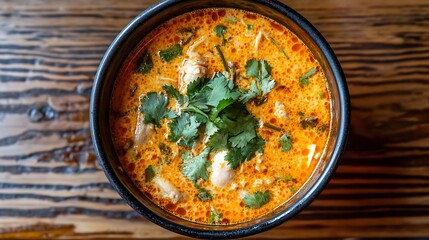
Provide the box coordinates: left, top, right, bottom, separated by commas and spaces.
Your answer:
163, 85, 184, 104
140, 92, 169, 128
145, 165, 156, 182
208, 205, 223, 224
159, 43, 182, 62
318, 92, 324, 99
225, 15, 237, 23
226, 136, 265, 169
240, 58, 276, 104
279, 132, 293, 151
195, 184, 213, 201
208, 132, 228, 152
276, 175, 295, 181
158, 143, 172, 165
298, 111, 305, 117
178, 27, 198, 46
214, 25, 227, 46
136, 50, 153, 74
300, 117, 319, 129
215, 45, 229, 72
263, 122, 282, 131
290, 187, 297, 193
243, 191, 270, 209
269, 37, 289, 59
168, 113, 201, 148
299, 67, 316, 87
247, 24, 253, 30
181, 148, 211, 182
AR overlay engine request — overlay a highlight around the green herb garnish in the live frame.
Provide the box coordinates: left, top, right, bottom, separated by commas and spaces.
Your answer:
159, 43, 182, 62
168, 113, 201, 148
181, 148, 211, 182
239, 58, 276, 104
299, 67, 316, 87
137, 50, 153, 74
208, 205, 223, 224
247, 24, 253, 30
215, 45, 229, 72
279, 132, 293, 151
276, 175, 295, 181
145, 165, 156, 182
195, 184, 213, 201
269, 37, 289, 59
140, 92, 169, 127
243, 191, 270, 209
214, 25, 227, 46
263, 122, 282, 131
163, 85, 184, 104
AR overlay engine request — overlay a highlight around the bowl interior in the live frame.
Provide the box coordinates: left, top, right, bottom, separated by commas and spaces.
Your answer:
90, 0, 349, 238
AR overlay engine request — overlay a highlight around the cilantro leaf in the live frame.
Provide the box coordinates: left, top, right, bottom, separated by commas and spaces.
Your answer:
208, 205, 223, 224
247, 24, 253, 30
208, 132, 228, 152
240, 58, 276, 104
214, 25, 227, 46
279, 132, 293, 151
245, 58, 259, 78
137, 50, 153, 74
186, 76, 209, 97
145, 165, 156, 183
259, 60, 275, 95
195, 184, 213, 201
243, 191, 270, 209
168, 113, 201, 148
163, 85, 184, 104
206, 73, 239, 107
226, 136, 264, 169
140, 92, 168, 128
181, 148, 211, 182
159, 43, 182, 62
205, 121, 219, 138
299, 67, 316, 87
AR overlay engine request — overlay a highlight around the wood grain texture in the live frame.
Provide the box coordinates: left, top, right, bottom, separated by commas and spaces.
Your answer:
0, 0, 428, 238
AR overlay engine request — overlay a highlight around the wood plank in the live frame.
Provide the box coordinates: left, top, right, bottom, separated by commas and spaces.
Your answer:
0, 0, 428, 238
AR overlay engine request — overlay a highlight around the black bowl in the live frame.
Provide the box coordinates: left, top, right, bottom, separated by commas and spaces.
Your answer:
90, 0, 350, 238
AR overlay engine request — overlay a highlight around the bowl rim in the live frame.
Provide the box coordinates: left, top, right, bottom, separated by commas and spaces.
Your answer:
90, 0, 350, 238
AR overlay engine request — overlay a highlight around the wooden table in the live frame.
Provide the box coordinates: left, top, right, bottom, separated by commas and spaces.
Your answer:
1, 0, 428, 238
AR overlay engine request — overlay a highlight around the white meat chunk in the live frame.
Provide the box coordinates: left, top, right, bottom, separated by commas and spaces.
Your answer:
178, 36, 208, 93
134, 112, 152, 145
153, 176, 182, 204
274, 101, 287, 121
210, 151, 235, 188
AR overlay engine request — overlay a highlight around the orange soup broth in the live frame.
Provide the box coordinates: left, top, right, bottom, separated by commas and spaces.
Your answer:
110, 8, 331, 224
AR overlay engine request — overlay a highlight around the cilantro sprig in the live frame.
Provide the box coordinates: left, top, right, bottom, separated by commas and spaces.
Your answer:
140, 92, 169, 128
279, 132, 293, 151
181, 148, 211, 182
137, 50, 153, 74
243, 191, 270, 209
159, 43, 183, 62
240, 58, 276, 105
214, 25, 227, 46
299, 67, 316, 87
208, 205, 223, 224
